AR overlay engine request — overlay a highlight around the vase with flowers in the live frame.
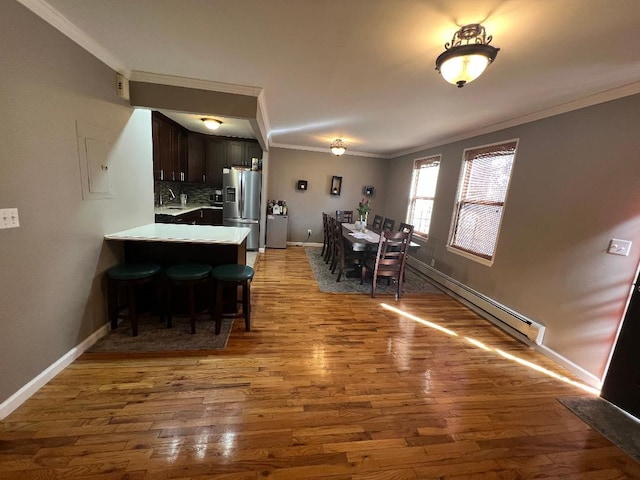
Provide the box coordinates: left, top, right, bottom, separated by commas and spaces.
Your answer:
357, 198, 371, 232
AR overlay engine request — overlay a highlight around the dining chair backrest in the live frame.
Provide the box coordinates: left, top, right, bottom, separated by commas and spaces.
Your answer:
371, 214, 384, 231
382, 217, 395, 232
368, 229, 411, 299
321, 212, 330, 257
336, 210, 353, 223
398, 222, 414, 236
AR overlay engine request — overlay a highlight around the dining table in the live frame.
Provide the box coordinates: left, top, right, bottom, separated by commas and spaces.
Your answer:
340, 223, 421, 252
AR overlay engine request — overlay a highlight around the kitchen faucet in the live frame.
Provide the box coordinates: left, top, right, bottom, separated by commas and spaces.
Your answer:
167, 188, 176, 202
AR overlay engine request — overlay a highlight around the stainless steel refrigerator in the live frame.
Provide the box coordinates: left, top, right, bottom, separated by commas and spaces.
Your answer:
223, 167, 261, 250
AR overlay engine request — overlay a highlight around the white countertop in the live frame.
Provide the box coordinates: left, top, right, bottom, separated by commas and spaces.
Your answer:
105, 223, 250, 245
155, 204, 222, 216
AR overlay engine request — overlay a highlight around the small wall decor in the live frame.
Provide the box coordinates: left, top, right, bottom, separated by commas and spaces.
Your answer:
363, 185, 374, 196
330, 176, 342, 195
297, 180, 308, 191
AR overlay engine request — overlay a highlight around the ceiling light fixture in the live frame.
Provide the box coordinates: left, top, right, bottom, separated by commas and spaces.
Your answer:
330, 139, 347, 156
435, 23, 499, 88
202, 118, 222, 130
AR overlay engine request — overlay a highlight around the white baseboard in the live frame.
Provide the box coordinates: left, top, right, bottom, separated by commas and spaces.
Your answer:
0, 323, 110, 420
287, 241, 323, 247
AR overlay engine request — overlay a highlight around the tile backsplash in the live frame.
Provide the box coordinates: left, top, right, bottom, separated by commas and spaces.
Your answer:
155, 181, 219, 206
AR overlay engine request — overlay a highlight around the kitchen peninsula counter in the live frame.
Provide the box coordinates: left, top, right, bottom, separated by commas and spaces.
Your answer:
105, 224, 250, 313
105, 223, 249, 245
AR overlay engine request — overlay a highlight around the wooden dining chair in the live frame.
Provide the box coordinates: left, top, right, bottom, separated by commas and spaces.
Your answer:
371, 214, 384, 232
336, 210, 353, 223
321, 212, 330, 257
325, 215, 337, 264
331, 220, 362, 282
398, 222, 414, 235
361, 229, 411, 299
382, 217, 395, 231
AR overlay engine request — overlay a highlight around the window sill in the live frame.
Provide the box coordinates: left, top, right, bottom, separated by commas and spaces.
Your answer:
446, 245, 494, 266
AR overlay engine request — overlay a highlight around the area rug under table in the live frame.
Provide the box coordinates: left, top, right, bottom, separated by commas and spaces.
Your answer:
305, 247, 442, 295
558, 396, 640, 463
88, 316, 234, 353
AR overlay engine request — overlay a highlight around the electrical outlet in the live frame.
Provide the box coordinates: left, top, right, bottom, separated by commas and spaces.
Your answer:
0, 208, 19, 229
608, 238, 632, 256
430, 258, 435, 267
307, 229, 312, 236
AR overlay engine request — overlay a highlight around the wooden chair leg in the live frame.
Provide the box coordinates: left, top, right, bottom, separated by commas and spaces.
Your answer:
215, 281, 223, 335
188, 284, 196, 334
166, 281, 173, 328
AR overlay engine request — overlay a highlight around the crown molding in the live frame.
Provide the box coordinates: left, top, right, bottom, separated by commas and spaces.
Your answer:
17, 0, 129, 75
270, 142, 387, 159
129, 71, 262, 97
393, 80, 640, 158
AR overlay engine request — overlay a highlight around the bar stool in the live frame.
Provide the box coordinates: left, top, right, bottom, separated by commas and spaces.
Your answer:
107, 263, 162, 337
165, 263, 213, 334
211, 264, 255, 332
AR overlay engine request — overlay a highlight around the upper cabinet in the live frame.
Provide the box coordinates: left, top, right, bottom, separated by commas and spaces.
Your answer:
153, 111, 263, 187
152, 112, 187, 182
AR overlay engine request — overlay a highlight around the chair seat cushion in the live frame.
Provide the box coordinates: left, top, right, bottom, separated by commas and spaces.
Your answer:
108, 263, 161, 281
211, 264, 255, 282
166, 263, 212, 281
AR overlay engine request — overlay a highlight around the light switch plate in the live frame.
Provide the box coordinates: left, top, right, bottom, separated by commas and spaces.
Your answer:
608, 238, 632, 256
0, 208, 19, 229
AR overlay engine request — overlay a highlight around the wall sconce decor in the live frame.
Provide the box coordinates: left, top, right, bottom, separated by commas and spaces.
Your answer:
330, 139, 347, 156
330, 176, 342, 195
435, 23, 499, 88
297, 180, 308, 191
363, 186, 374, 196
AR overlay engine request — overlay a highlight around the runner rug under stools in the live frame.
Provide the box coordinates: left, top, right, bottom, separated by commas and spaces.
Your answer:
557, 396, 640, 463
87, 316, 234, 354
305, 247, 442, 295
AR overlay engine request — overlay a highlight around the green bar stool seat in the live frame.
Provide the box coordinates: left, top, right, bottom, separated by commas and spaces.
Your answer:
211, 264, 255, 332
107, 263, 162, 337
165, 263, 213, 334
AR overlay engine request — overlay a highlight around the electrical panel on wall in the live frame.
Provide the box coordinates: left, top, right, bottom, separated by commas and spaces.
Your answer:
77, 120, 114, 200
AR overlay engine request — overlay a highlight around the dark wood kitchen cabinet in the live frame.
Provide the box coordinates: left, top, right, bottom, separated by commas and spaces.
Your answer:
246, 142, 262, 165
152, 111, 187, 182
205, 136, 226, 187
187, 132, 205, 183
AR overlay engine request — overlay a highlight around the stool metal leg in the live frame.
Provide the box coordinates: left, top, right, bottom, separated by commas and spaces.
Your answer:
243, 280, 251, 331
108, 279, 119, 330
127, 284, 138, 337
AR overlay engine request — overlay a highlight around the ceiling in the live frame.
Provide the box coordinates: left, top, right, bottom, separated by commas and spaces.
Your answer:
28, 0, 640, 157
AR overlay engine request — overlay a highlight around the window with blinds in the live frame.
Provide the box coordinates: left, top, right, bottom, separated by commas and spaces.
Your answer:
406, 155, 441, 237
449, 140, 518, 263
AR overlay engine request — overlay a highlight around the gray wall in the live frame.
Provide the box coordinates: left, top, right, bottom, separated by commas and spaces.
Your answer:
267, 147, 389, 243
386, 95, 640, 380
0, 2, 153, 404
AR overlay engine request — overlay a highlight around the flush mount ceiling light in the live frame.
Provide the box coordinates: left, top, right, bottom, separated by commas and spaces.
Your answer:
435, 23, 500, 88
330, 138, 347, 156
202, 118, 222, 130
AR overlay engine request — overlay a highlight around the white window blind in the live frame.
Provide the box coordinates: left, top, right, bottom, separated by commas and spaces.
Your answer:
449, 140, 518, 262
407, 156, 441, 237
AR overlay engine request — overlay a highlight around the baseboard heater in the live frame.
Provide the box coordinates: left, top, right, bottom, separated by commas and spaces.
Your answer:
407, 257, 546, 345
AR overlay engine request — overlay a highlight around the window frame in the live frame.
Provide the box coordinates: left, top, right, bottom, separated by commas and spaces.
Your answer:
406, 154, 441, 239
447, 139, 519, 266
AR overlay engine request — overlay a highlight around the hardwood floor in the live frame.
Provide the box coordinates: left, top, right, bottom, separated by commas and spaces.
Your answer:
1, 247, 638, 479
